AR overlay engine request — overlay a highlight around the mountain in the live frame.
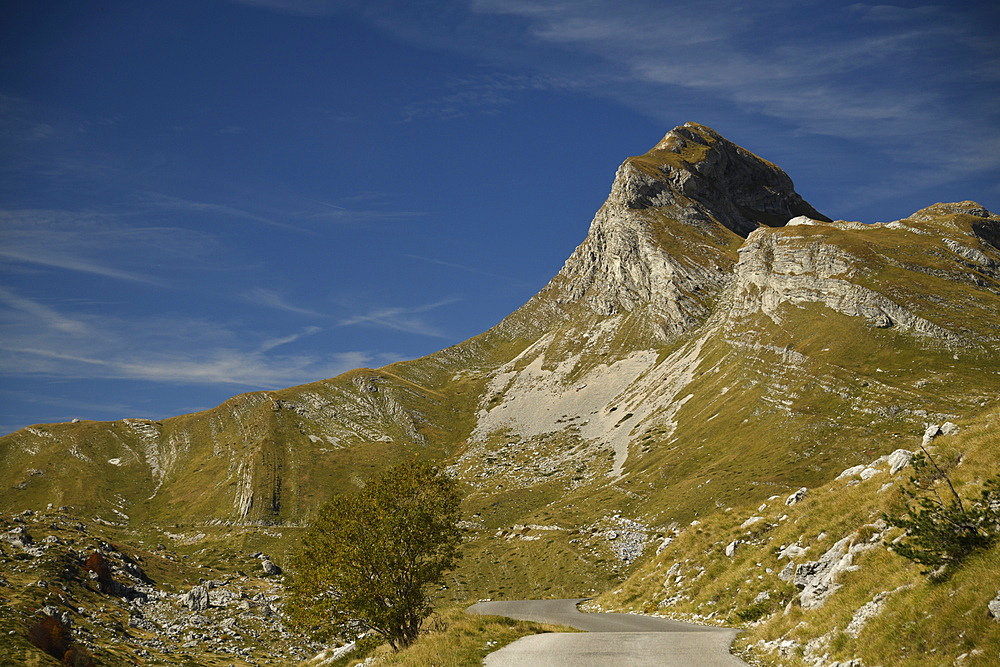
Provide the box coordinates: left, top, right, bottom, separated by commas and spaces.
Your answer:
2, 123, 999, 665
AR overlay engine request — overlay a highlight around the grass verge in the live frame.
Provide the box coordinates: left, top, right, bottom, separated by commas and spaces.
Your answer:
323, 604, 577, 666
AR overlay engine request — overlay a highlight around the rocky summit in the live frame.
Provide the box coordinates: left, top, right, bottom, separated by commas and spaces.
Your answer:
2, 123, 999, 665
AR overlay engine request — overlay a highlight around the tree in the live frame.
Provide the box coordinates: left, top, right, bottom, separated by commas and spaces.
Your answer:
884, 449, 1000, 582
285, 461, 463, 649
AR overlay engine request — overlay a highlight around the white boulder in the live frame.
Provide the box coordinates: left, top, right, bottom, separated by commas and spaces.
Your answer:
836, 465, 866, 480
885, 449, 914, 474
785, 487, 808, 506
725, 540, 740, 557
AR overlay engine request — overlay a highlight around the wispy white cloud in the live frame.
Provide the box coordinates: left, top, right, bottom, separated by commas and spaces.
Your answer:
331, 191, 390, 204
464, 0, 1000, 190
0, 286, 89, 335
307, 199, 425, 224
0, 209, 187, 285
851, 4, 942, 23
143, 193, 304, 231
0, 208, 222, 285
0, 292, 387, 387
337, 297, 461, 337
401, 73, 569, 121
228, 0, 999, 186
257, 326, 323, 352
0, 199, 449, 396
402, 253, 532, 286
0, 94, 58, 143
0, 245, 163, 285
244, 288, 322, 316
1, 344, 377, 387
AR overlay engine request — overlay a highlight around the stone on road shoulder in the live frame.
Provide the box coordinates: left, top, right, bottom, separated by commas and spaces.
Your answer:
467, 599, 747, 667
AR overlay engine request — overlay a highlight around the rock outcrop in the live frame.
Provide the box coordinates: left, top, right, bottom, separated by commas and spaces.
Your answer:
794, 535, 865, 608
182, 585, 210, 611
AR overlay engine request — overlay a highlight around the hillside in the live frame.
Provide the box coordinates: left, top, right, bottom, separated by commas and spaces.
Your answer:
2, 123, 999, 664
594, 408, 1000, 666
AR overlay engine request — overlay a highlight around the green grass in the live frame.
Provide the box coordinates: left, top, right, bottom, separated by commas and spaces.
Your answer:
626, 122, 718, 176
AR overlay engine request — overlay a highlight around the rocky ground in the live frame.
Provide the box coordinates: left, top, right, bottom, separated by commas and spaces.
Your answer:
0, 508, 323, 665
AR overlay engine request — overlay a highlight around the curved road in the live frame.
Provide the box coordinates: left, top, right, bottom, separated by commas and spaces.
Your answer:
467, 599, 747, 666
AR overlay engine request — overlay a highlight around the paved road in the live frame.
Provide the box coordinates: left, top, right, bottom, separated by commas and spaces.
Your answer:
467, 599, 747, 666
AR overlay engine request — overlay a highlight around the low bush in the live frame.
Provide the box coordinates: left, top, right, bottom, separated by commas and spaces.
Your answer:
884, 450, 1000, 581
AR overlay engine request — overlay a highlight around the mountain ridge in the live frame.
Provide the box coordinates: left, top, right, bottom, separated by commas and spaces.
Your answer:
4, 123, 999, 527
2, 121, 998, 594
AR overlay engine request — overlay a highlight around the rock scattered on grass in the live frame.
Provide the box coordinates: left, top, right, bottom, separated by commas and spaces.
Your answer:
785, 487, 808, 506
988, 591, 1000, 621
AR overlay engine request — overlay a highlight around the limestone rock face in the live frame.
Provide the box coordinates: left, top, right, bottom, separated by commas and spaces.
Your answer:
182, 585, 210, 611
794, 536, 857, 608
732, 227, 957, 340
720, 196, 1000, 350
542, 122, 827, 343
513, 126, 802, 346
550, 200, 724, 332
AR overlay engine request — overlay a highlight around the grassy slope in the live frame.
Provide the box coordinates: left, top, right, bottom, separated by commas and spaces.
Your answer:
427, 212, 1000, 635
595, 405, 1000, 666
10, 206, 996, 607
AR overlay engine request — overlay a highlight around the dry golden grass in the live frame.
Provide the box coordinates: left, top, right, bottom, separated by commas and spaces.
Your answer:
332, 605, 576, 667
598, 404, 1000, 666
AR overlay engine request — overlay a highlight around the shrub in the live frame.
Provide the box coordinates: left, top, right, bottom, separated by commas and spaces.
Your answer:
884, 450, 1000, 581
28, 616, 72, 661
83, 552, 113, 594
27, 615, 96, 666
736, 599, 772, 623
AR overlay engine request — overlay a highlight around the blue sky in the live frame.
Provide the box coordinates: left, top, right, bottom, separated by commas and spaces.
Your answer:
1, 0, 998, 434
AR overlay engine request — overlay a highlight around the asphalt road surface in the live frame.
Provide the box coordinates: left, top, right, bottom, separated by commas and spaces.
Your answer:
467, 599, 748, 666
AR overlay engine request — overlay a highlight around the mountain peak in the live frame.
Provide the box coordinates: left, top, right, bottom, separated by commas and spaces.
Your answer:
521, 124, 831, 343
651, 121, 722, 153
613, 122, 830, 236
908, 200, 995, 221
